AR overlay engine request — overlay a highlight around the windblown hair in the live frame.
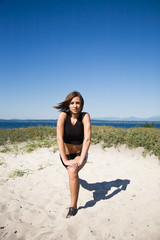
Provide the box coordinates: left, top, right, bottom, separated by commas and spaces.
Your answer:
53, 91, 84, 112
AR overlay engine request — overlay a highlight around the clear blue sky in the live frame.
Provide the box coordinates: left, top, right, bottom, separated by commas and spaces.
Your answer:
0, 0, 160, 119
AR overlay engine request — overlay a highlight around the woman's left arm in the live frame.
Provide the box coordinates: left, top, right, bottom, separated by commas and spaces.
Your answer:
79, 113, 91, 165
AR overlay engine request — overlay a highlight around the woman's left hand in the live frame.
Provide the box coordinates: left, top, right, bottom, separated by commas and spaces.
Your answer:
74, 156, 84, 168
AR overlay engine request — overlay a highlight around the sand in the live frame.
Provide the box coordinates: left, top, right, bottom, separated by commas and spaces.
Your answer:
0, 144, 160, 240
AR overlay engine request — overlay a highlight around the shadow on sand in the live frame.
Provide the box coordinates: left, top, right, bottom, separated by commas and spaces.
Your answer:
78, 178, 130, 210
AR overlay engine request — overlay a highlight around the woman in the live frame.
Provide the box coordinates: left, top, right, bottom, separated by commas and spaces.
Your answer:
54, 91, 91, 218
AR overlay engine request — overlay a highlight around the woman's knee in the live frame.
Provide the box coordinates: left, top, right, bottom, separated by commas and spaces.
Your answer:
67, 167, 78, 180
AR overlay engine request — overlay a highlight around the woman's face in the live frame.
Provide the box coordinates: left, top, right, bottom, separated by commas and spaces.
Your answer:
69, 96, 82, 114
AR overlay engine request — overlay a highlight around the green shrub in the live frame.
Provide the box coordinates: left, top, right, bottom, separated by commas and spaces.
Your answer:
142, 122, 155, 128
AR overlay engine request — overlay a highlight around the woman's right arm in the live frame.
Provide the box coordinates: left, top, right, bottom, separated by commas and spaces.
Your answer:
57, 112, 69, 165
57, 112, 78, 168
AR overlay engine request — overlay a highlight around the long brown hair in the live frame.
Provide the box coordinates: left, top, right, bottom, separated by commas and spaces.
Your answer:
53, 91, 84, 112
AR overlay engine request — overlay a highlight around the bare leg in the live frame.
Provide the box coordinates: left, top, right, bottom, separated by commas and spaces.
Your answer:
67, 166, 79, 209
67, 160, 86, 209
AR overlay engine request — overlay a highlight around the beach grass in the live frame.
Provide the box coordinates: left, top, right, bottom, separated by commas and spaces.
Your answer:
91, 126, 160, 159
0, 125, 160, 159
0, 126, 56, 145
9, 169, 30, 178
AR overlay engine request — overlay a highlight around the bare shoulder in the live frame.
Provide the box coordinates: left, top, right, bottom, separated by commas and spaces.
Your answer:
57, 112, 67, 123
59, 111, 67, 118
82, 112, 91, 123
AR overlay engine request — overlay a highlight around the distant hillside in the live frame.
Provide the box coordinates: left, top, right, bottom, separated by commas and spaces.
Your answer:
93, 115, 160, 121
0, 115, 160, 122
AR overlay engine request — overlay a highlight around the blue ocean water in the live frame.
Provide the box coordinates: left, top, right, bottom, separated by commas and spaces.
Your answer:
0, 119, 160, 129
0, 120, 57, 129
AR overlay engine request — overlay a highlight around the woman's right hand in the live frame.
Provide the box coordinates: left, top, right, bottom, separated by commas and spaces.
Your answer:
64, 159, 78, 168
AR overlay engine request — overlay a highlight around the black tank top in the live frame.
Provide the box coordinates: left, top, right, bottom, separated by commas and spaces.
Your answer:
63, 112, 86, 145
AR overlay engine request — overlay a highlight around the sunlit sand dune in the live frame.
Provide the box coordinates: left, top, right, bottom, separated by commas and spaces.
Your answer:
0, 144, 160, 240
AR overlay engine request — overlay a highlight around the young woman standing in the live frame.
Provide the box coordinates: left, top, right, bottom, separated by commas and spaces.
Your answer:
54, 91, 91, 218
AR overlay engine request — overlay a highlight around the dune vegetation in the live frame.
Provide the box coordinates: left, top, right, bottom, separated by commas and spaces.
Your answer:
0, 125, 159, 159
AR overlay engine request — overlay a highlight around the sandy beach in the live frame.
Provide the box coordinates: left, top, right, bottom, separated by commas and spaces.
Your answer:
0, 143, 160, 240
